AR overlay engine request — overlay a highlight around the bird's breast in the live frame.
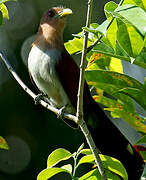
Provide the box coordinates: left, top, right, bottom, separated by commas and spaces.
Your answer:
28, 45, 75, 113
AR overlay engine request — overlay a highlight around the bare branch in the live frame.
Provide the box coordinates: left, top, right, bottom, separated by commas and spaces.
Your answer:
76, 0, 107, 179
0, 50, 78, 124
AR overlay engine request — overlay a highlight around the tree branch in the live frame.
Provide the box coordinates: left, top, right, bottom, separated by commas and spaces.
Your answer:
0, 51, 78, 124
76, 0, 107, 179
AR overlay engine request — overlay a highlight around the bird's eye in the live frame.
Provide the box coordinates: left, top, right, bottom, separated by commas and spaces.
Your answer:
47, 10, 55, 18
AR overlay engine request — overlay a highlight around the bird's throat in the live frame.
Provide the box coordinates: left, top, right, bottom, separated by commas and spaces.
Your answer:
33, 23, 64, 49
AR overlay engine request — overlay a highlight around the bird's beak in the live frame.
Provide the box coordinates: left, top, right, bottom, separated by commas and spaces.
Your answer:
58, 8, 72, 18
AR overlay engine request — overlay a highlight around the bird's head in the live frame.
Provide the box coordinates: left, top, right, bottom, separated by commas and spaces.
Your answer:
36, 7, 72, 47
41, 7, 72, 27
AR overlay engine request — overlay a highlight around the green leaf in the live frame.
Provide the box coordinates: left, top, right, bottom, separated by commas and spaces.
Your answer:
37, 168, 72, 180
123, 0, 146, 11
65, 24, 97, 55
117, 19, 144, 57
93, 95, 146, 133
80, 149, 92, 155
83, 21, 111, 37
0, 3, 8, 19
0, 136, 9, 150
77, 154, 128, 180
77, 154, 95, 167
109, 57, 123, 73
92, 38, 146, 68
101, 154, 128, 180
47, 148, 72, 168
85, 70, 146, 110
65, 37, 84, 54
79, 169, 122, 180
85, 69, 146, 132
114, 4, 146, 37
96, 20, 111, 36
104, 1, 118, 18
79, 169, 102, 180
83, 23, 99, 36
61, 164, 72, 174
106, 18, 118, 51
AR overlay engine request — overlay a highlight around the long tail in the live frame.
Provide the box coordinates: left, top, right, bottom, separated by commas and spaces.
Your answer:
86, 98, 145, 179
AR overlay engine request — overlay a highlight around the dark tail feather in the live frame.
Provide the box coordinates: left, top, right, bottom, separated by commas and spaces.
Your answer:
86, 99, 145, 179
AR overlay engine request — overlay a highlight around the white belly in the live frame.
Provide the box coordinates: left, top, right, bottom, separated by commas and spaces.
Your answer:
28, 46, 75, 113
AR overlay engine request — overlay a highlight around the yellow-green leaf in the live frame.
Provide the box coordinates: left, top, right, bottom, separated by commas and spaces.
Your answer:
0, 3, 9, 19
37, 168, 71, 180
0, 136, 9, 150
47, 148, 72, 168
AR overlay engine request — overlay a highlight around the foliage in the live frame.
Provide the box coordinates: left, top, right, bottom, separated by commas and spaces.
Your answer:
65, 0, 146, 141
0, 0, 12, 25
37, 144, 128, 180
0, 136, 9, 150
65, 2, 146, 179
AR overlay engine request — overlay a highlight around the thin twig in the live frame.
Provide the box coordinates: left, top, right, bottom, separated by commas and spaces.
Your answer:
76, 0, 107, 179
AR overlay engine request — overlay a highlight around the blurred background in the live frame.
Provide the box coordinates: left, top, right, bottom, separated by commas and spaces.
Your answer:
0, 0, 145, 179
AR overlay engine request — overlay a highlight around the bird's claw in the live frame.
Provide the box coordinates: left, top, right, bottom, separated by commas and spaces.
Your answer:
57, 106, 66, 119
34, 93, 48, 105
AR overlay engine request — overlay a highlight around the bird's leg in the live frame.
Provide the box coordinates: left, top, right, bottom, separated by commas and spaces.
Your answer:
57, 105, 68, 119
34, 93, 48, 105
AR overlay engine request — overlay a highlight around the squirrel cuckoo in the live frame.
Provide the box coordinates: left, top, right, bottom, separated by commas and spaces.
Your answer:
28, 7, 144, 179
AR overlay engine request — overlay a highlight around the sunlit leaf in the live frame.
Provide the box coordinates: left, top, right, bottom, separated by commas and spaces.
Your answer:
106, 18, 118, 50
47, 148, 72, 168
0, 136, 9, 150
123, 0, 146, 11
83, 21, 110, 37
117, 19, 144, 57
83, 23, 99, 36
93, 95, 146, 133
0, 3, 8, 19
87, 53, 123, 73
77, 154, 128, 180
80, 149, 92, 155
37, 168, 71, 180
104, 1, 118, 18
93, 38, 146, 68
113, 4, 146, 37
79, 169, 122, 180
65, 37, 84, 54
61, 164, 72, 174
109, 57, 123, 73
77, 154, 95, 166
85, 70, 146, 110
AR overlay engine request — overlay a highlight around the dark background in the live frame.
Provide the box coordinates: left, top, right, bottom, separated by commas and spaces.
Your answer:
0, 0, 145, 179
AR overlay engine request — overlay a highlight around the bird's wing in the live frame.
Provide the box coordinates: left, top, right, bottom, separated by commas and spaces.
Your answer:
55, 48, 91, 111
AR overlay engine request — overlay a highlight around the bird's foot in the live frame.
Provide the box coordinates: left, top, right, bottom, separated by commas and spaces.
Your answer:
57, 106, 66, 119
34, 93, 48, 105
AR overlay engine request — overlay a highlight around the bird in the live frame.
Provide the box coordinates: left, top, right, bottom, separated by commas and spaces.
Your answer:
28, 7, 145, 179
